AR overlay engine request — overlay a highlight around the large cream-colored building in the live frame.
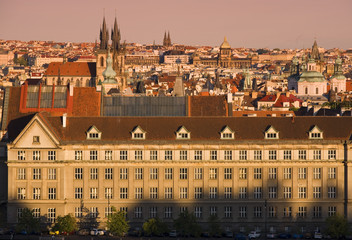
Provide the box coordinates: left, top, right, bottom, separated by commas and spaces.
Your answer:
6, 114, 352, 233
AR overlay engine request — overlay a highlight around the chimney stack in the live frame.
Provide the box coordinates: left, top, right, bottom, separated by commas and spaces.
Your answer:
62, 113, 67, 128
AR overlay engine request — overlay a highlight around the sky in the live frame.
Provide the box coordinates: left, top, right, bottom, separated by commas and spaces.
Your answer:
1, 0, 352, 49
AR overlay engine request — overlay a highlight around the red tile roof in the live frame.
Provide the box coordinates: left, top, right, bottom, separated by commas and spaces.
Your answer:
45, 62, 96, 77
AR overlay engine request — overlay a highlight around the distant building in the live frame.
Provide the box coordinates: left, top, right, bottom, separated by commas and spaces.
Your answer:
163, 31, 172, 47
329, 56, 346, 93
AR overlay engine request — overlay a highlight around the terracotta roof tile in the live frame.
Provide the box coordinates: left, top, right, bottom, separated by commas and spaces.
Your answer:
45, 62, 96, 77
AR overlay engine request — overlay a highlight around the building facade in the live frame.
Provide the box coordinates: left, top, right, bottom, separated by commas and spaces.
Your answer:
6, 114, 352, 234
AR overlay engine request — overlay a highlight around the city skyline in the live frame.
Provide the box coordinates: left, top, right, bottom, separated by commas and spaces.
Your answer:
1, 0, 352, 49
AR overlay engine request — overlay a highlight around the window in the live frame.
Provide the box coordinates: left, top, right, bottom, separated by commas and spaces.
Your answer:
105, 150, 112, 160
298, 187, 307, 198
283, 150, 291, 160
239, 150, 247, 160
221, 132, 234, 139
165, 187, 173, 199
120, 188, 128, 199
17, 188, 26, 199
210, 206, 217, 216
48, 188, 56, 200
194, 150, 202, 160
105, 207, 113, 218
17, 168, 26, 180
254, 150, 262, 160
269, 150, 277, 160
135, 188, 143, 199
328, 150, 336, 160
239, 206, 247, 218
75, 168, 83, 179
120, 150, 127, 160
313, 206, 322, 218
268, 168, 277, 179
150, 150, 158, 160
239, 187, 247, 199
313, 187, 321, 199
90, 150, 98, 160
224, 168, 232, 179
328, 168, 336, 179
310, 132, 322, 139
253, 206, 262, 218
239, 168, 247, 179
88, 133, 99, 139
150, 187, 158, 199
135, 150, 143, 160
90, 168, 98, 180
150, 168, 158, 180
48, 168, 56, 180
194, 187, 203, 199
33, 168, 41, 180
268, 187, 277, 199
33, 188, 41, 199
47, 208, 56, 223
120, 168, 128, 180
179, 150, 187, 160
284, 187, 292, 199
194, 207, 202, 219
313, 168, 321, 179
90, 188, 98, 199
298, 206, 307, 218
33, 136, 40, 143
283, 168, 291, 179
328, 206, 336, 217
135, 168, 143, 180
17, 151, 25, 160
180, 207, 188, 213
209, 168, 218, 179
105, 168, 113, 180
180, 187, 188, 199
283, 207, 292, 218
194, 168, 203, 180
17, 208, 24, 222
180, 168, 188, 180
224, 150, 232, 160
268, 206, 277, 218
164, 207, 173, 219
165, 168, 173, 180
120, 207, 128, 217
266, 133, 278, 139
149, 206, 157, 218
33, 151, 40, 161
254, 187, 262, 199
33, 208, 40, 218
177, 131, 190, 139
48, 151, 56, 161
165, 150, 173, 160
210, 150, 217, 160
298, 168, 307, 179
224, 206, 232, 218
133, 132, 145, 139
224, 187, 232, 199
75, 150, 82, 160
298, 150, 306, 160
75, 188, 83, 199
313, 150, 321, 160
254, 168, 262, 179
105, 188, 113, 199
328, 187, 336, 198
89, 207, 98, 218
209, 187, 218, 199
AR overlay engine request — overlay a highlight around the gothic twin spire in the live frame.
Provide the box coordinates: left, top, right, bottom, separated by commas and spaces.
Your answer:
163, 31, 171, 47
99, 16, 121, 51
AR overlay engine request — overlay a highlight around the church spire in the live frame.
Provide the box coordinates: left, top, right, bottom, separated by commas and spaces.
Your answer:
100, 16, 109, 50
111, 16, 121, 51
167, 31, 171, 46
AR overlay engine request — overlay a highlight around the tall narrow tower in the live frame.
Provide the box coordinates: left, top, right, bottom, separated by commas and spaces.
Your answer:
96, 16, 110, 85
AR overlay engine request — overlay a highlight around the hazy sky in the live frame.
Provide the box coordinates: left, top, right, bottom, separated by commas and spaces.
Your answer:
1, 0, 352, 49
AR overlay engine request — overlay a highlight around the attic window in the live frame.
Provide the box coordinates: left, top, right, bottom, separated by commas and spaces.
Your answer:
220, 126, 235, 139
265, 126, 279, 139
132, 126, 146, 140
89, 133, 99, 139
176, 126, 190, 140
86, 126, 102, 140
33, 136, 40, 143
309, 126, 323, 139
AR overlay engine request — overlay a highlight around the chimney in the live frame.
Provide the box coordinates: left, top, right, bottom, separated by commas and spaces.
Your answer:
69, 84, 74, 96
227, 93, 233, 103
62, 113, 67, 128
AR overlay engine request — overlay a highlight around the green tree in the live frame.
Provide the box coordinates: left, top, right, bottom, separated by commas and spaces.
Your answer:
325, 214, 348, 239
208, 214, 222, 236
143, 217, 169, 236
16, 208, 40, 234
53, 214, 77, 234
106, 207, 129, 237
174, 210, 201, 237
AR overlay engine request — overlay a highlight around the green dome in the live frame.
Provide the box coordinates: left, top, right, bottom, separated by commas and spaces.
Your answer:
299, 71, 325, 82
102, 49, 117, 83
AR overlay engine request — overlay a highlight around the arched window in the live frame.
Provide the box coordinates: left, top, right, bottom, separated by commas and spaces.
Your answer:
316, 88, 319, 94
100, 56, 104, 67
305, 87, 308, 94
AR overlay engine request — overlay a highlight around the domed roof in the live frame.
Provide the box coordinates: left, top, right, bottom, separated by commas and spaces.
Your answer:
299, 70, 325, 82
220, 36, 231, 49
102, 49, 117, 83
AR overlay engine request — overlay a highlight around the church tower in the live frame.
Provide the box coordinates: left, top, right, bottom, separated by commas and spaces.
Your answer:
163, 31, 172, 47
96, 16, 109, 85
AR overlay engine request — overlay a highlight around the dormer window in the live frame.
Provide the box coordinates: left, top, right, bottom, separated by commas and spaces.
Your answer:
132, 126, 146, 140
309, 125, 323, 139
220, 126, 235, 139
86, 126, 101, 140
176, 126, 190, 140
265, 126, 279, 139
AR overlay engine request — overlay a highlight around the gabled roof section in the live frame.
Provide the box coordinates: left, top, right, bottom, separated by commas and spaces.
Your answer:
265, 125, 279, 139
131, 125, 146, 139
309, 125, 323, 139
220, 125, 235, 139
176, 125, 190, 139
86, 125, 102, 140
